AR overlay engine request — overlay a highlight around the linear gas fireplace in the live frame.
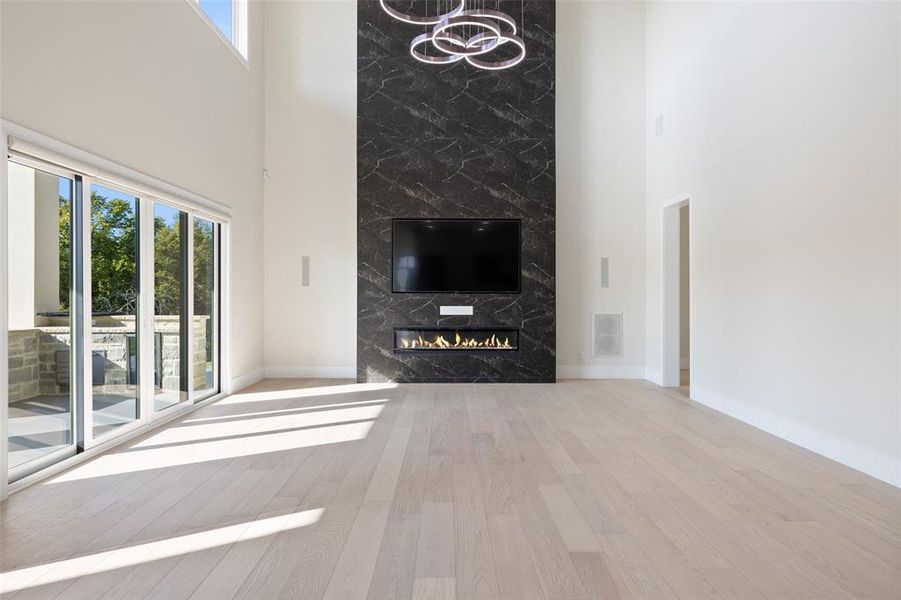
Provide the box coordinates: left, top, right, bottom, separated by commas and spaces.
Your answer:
394, 327, 519, 353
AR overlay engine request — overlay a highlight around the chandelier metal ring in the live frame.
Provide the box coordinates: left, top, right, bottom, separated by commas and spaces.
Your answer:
378, 1, 527, 71
431, 15, 502, 56
378, 0, 465, 25
410, 31, 465, 64
462, 9, 517, 36
454, 10, 517, 49
464, 32, 527, 70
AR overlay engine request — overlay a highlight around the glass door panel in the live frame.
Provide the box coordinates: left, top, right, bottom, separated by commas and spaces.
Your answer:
193, 217, 218, 400
154, 203, 188, 411
90, 184, 140, 437
7, 161, 76, 472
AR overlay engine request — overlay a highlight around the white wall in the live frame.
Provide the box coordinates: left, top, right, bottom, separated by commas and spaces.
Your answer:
262, 0, 357, 377
1, 0, 266, 386
557, 0, 647, 378
645, 1, 901, 485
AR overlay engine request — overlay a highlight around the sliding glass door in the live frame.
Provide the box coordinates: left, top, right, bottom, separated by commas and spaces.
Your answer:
6, 161, 77, 474
153, 203, 189, 412
6, 153, 225, 482
90, 184, 140, 437
193, 217, 219, 400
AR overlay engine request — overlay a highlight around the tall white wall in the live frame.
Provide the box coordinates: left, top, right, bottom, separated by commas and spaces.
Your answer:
557, 0, 647, 378
645, 1, 901, 485
1, 0, 266, 386
262, 0, 357, 376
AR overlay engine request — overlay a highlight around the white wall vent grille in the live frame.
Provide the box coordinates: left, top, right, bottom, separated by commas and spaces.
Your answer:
593, 313, 623, 357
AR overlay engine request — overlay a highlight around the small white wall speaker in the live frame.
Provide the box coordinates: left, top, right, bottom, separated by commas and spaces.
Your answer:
301, 256, 310, 287
655, 114, 664, 138
600, 257, 610, 288
593, 313, 623, 357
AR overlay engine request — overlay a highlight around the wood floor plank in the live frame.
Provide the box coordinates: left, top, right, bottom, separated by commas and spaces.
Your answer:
412, 577, 457, 600
506, 464, 588, 599
452, 463, 501, 600
569, 551, 626, 600
618, 514, 721, 600
487, 514, 545, 600
2, 378, 899, 600
538, 484, 603, 552
415, 502, 455, 579
598, 533, 679, 600
366, 513, 421, 600
322, 499, 392, 600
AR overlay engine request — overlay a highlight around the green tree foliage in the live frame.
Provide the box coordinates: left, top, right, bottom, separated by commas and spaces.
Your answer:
55, 193, 214, 319
193, 220, 215, 318
92, 193, 138, 314
58, 199, 71, 310
153, 212, 181, 316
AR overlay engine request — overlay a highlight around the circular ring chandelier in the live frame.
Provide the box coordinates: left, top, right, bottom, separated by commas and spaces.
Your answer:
381, 1, 526, 71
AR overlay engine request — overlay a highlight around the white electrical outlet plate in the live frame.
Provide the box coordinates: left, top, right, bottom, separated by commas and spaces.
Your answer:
440, 305, 473, 316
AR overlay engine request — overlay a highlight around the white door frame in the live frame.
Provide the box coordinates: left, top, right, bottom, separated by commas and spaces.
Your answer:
661, 194, 692, 388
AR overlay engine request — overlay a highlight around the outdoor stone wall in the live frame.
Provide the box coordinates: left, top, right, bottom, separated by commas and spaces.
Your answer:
7, 315, 210, 404
7, 327, 71, 402
8, 330, 42, 402
193, 317, 211, 390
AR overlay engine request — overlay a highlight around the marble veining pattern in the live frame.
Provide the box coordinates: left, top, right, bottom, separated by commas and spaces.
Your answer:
358, 0, 555, 383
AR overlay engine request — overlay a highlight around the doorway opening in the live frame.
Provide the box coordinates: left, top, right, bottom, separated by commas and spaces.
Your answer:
662, 198, 690, 396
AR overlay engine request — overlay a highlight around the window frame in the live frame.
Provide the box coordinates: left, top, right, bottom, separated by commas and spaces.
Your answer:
1, 122, 232, 496
191, 216, 221, 403
3, 156, 81, 482
186, 0, 249, 64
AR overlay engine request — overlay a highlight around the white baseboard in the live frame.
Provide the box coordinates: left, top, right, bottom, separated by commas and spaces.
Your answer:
230, 367, 265, 392
644, 367, 663, 386
265, 366, 357, 379
557, 365, 645, 379
691, 386, 901, 489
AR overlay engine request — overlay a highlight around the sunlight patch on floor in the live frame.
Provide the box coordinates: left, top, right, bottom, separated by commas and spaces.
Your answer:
132, 403, 386, 447
180, 398, 390, 427
50, 420, 375, 483
0, 509, 324, 594
219, 382, 398, 405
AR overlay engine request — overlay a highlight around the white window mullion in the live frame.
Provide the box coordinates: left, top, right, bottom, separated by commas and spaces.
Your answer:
219, 223, 231, 394
213, 224, 221, 395
186, 215, 195, 403
140, 198, 155, 424
234, 0, 248, 59
79, 175, 94, 450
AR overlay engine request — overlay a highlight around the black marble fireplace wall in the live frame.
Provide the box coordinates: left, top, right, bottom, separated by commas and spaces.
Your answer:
357, 0, 555, 383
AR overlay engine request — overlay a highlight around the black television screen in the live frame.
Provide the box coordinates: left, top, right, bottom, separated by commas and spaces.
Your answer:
392, 219, 521, 293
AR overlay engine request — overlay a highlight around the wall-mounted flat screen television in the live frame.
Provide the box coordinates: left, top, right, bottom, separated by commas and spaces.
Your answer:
392, 219, 521, 293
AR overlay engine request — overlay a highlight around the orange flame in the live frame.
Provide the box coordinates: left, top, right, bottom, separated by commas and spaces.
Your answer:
399, 332, 514, 350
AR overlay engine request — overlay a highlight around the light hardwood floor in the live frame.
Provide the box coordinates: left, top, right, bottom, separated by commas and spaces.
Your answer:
1, 378, 899, 599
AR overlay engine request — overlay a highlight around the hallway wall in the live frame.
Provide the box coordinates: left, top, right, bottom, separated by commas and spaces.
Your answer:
644, 1, 901, 485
